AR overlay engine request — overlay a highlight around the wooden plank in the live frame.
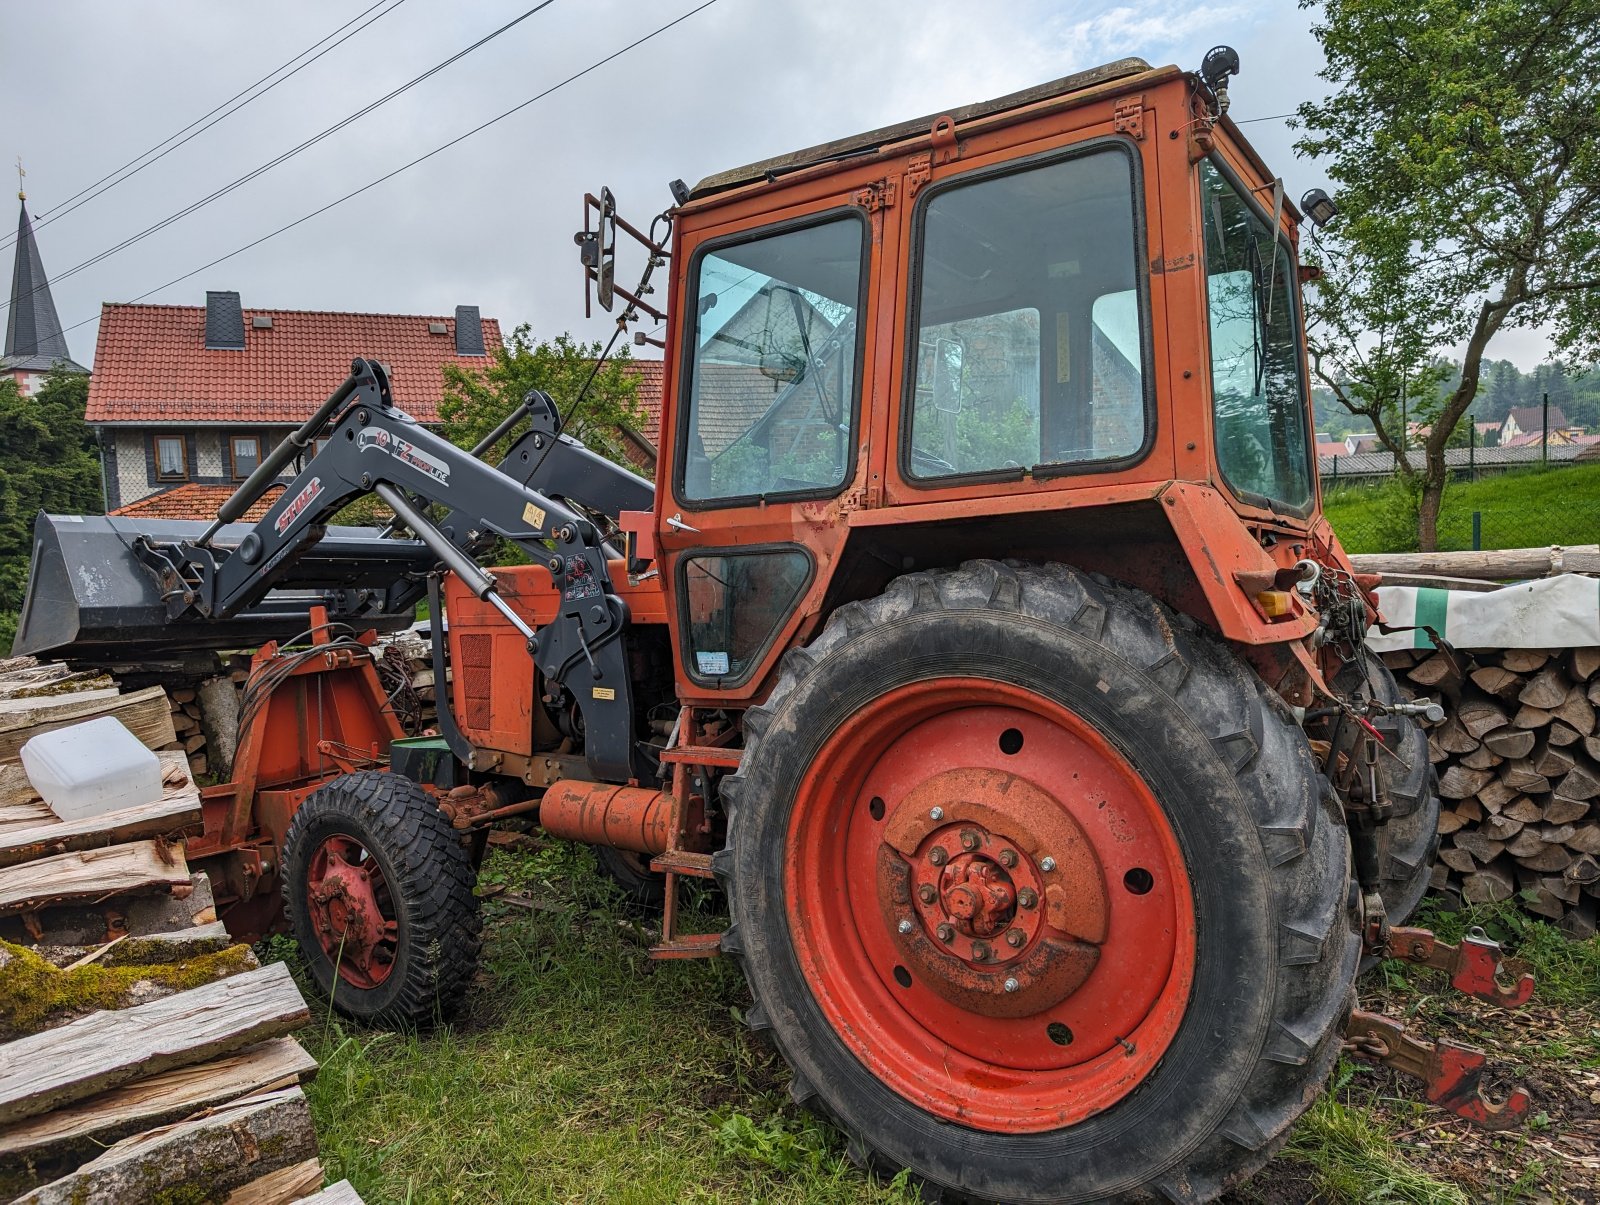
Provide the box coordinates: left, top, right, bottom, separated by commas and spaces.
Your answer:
0, 686, 177, 761
0, 752, 201, 866
298, 1181, 364, 1205
0, 688, 121, 716
0, 1038, 318, 1161
1349, 545, 1600, 580
224, 1158, 327, 1205
0, 961, 310, 1124
0, 840, 190, 915
16, 1085, 317, 1205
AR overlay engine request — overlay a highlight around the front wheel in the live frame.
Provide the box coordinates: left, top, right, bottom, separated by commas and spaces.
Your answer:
283, 770, 481, 1026
719, 562, 1358, 1203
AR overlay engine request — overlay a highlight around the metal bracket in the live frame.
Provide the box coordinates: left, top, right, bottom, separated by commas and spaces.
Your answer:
1345, 1009, 1531, 1131
906, 153, 932, 199
853, 179, 897, 212
1114, 96, 1146, 140
1381, 925, 1535, 1008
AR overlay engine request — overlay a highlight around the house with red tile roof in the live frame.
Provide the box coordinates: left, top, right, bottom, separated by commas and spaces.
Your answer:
90, 292, 504, 516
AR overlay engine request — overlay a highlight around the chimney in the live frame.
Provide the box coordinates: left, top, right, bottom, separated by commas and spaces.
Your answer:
454, 305, 485, 356
205, 290, 246, 350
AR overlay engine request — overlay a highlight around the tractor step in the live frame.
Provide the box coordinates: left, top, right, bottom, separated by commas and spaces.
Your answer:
1345, 1009, 1531, 1130
649, 930, 724, 960
659, 744, 743, 768
650, 850, 715, 878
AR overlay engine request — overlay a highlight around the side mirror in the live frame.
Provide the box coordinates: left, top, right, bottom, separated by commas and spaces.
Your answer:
575, 187, 619, 314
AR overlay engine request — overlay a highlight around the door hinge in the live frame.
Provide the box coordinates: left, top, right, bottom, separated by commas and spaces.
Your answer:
854, 179, 898, 212
906, 154, 932, 199
1114, 96, 1146, 140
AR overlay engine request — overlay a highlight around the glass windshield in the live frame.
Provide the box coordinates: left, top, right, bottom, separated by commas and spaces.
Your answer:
680, 217, 864, 503
905, 148, 1147, 480
1201, 159, 1313, 510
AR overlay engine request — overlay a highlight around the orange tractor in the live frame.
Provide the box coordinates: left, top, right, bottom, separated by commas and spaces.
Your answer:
18, 52, 1535, 1201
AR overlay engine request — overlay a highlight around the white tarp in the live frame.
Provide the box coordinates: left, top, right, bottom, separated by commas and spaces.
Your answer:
1366, 574, 1600, 653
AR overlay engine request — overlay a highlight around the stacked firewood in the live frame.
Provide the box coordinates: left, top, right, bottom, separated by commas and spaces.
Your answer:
1379, 646, 1600, 939
161, 654, 251, 781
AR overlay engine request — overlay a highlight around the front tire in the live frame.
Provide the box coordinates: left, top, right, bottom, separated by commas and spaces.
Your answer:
283, 770, 481, 1027
718, 561, 1358, 1203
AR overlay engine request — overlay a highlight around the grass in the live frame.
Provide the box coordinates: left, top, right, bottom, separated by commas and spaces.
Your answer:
1322, 462, 1600, 554
281, 843, 1600, 1204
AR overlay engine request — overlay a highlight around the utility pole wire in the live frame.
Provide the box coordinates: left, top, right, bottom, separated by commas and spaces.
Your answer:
2, 0, 406, 253
2, 0, 562, 316
58, 0, 724, 338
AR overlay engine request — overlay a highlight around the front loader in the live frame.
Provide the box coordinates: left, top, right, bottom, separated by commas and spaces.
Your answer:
16, 51, 1538, 1203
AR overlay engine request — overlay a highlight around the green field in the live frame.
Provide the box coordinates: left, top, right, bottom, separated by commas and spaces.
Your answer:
1323, 463, 1600, 554
285, 842, 1600, 1204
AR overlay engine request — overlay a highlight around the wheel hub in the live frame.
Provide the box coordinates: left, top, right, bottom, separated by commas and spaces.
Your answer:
936, 847, 1016, 938
306, 834, 398, 988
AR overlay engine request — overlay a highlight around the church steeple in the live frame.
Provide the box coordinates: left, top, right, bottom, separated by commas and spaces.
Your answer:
3, 188, 87, 378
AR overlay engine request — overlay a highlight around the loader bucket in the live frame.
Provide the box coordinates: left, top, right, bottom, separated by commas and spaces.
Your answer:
14, 512, 433, 664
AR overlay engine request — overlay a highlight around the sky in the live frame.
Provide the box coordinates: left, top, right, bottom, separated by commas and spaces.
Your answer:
2, 0, 1553, 372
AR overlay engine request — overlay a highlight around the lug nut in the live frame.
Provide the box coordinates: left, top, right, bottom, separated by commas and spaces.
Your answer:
1040, 856, 1057, 872
972, 942, 990, 962
897, 919, 914, 935
1005, 928, 1025, 948
936, 923, 955, 942
998, 849, 1018, 868
918, 884, 937, 904
960, 829, 980, 852
929, 806, 945, 821
1004, 977, 1020, 993
929, 846, 948, 867
1018, 888, 1038, 909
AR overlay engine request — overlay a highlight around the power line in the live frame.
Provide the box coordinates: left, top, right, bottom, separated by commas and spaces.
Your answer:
3, 0, 561, 316
3, 0, 406, 253
58, 0, 724, 338
1234, 111, 1298, 124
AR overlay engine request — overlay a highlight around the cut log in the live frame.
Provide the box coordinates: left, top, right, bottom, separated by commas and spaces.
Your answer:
1438, 845, 1478, 874
1541, 796, 1591, 824
1513, 705, 1554, 729
1566, 854, 1600, 886
0, 686, 176, 761
1547, 721, 1583, 747
225, 1158, 327, 1205
1470, 665, 1522, 697
1559, 897, 1597, 941
1532, 743, 1576, 779
1352, 547, 1600, 580
1516, 843, 1574, 873
1482, 728, 1537, 759
0, 961, 310, 1124
1570, 647, 1600, 682
1586, 735, 1600, 762
1558, 763, 1600, 801
1501, 760, 1552, 794
16, 1085, 317, 1205
1566, 824, 1600, 855
1462, 862, 1516, 904
1502, 648, 1554, 674
0, 1038, 318, 1161
1542, 874, 1582, 905
1552, 688, 1596, 736
1502, 795, 1543, 822
1519, 666, 1572, 710
1479, 815, 1524, 842
1436, 810, 1468, 835
1457, 698, 1510, 740
1478, 779, 1519, 814
1504, 830, 1548, 859
0, 751, 200, 867
1453, 797, 1485, 823
1539, 822, 1577, 847
1439, 764, 1495, 799
0, 840, 190, 915
1436, 716, 1480, 755
168, 687, 198, 704
1409, 652, 1462, 691
1460, 746, 1502, 770
1452, 830, 1505, 865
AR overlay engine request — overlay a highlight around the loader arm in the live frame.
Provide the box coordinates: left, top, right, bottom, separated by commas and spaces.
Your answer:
133, 357, 654, 784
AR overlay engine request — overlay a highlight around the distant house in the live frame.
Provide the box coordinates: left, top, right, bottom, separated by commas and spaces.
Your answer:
1500, 429, 1576, 450
86, 293, 507, 518
1345, 433, 1382, 455
1315, 434, 1347, 458
1500, 405, 1578, 443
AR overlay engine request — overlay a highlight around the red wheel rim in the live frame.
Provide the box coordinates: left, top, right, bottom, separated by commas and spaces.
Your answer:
305, 834, 399, 988
784, 679, 1195, 1132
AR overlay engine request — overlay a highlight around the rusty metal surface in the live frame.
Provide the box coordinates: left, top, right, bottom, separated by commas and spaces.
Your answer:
1345, 1009, 1532, 1131
538, 781, 672, 855
1383, 925, 1536, 1008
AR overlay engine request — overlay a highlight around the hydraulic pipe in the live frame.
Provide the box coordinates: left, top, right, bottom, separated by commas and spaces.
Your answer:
538, 781, 671, 855
200, 360, 372, 545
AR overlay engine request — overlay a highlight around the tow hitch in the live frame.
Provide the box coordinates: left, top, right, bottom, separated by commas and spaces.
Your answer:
1346, 924, 1534, 1131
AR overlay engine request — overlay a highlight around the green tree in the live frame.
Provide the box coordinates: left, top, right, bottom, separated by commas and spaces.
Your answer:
1298, 0, 1600, 549
439, 327, 648, 472
0, 369, 103, 653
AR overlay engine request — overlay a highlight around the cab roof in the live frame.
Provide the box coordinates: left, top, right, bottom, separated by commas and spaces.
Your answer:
691, 57, 1157, 199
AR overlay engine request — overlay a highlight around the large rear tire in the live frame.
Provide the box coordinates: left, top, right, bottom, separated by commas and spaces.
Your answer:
283, 770, 481, 1027
1366, 660, 1441, 927
718, 561, 1358, 1203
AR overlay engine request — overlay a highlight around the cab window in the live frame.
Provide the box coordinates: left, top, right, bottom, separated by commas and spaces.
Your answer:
904, 146, 1149, 481
679, 215, 866, 505
1201, 159, 1313, 511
